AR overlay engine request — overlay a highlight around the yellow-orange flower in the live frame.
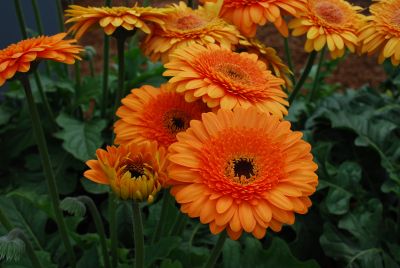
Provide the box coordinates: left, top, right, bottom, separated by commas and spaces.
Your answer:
164, 43, 288, 118
0, 33, 82, 86
289, 0, 364, 58
168, 107, 318, 240
201, 0, 306, 37
65, 5, 169, 39
114, 84, 210, 148
358, 0, 400, 65
84, 142, 168, 202
237, 37, 293, 89
141, 1, 240, 63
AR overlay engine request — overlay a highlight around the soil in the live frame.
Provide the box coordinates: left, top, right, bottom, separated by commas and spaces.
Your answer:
68, 0, 386, 89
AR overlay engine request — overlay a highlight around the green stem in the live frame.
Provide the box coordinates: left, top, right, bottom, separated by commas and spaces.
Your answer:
284, 37, 296, 85
132, 201, 145, 268
152, 191, 171, 243
101, 35, 110, 117
113, 38, 126, 116
0, 208, 13, 230
308, 46, 326, 102
170, 213, 186, 236
109, 192, 118, 267
78, 196, 111, 268
33, 72, 57, 131
288, 51, 318, 104
12, 229, 43, 268
89, 60, 95, 77
74, 62, 81, 89
14, 0, 28, 39
203, 232, 227, 268
55, 0, 65, 32
20, 76, 76, 267
31, 0, 44, 34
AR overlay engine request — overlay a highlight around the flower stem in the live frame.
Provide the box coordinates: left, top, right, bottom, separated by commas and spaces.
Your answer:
308, 46, 326, 102
55, 0, 65, 32
132, 201, 145, 268
20, 76, 76, 268
170, 213, 187, 236
284, 37, 296, 85
113, 37, 126, 116
101, 0, 112, 118
78, 196, 111, 268
152, 191, 171, 243
288, 51, 318, 104
203, 232, 227, 268
74, 61, 81, 89
31, 0, 44, 34
14, 0, 28, 39
109, 192, 118, 267
33, 72, 57, 131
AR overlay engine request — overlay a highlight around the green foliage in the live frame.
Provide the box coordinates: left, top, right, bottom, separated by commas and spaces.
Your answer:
0, 232, 25, 262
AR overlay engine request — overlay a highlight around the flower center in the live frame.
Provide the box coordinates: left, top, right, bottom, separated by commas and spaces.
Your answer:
176, 14, 204, 30
163, 109, 190, 135
225, 156, 259, 185
315, 2, 345, 24
123, 157, 144, 178
392, 12, 400, 27
216, 63, 250, 85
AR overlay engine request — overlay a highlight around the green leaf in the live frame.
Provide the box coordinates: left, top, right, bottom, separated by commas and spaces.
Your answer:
222, 239, 241, 268
77, 244, 100, 268
160, 259, 184, 268
0, 106, 13, 126
145, 236, 182, 267
55, 113, 107, 161
81, 178, 109, 194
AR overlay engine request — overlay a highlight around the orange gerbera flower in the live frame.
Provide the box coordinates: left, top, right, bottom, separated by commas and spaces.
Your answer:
84, 142, 168, 202
164, 43, 288, 118
141, 1, 240, 63
358, 0, 400, 65
114, 84, 210, 148
168, 107, 318, 240
65, 5, 169, 39
288, 0, 364, 58
0, 33, 82, 86
237, 37, 293, 89
201, 0, 306, 37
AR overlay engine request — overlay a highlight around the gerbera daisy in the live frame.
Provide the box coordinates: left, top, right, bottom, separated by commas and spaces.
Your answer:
84, 142, 168, 202
358, 0, 400, 65
164, 43, 288, 118
0, 33, 82, 86
288, 0, 364, 58
201, 0, 307, 37
237, 37, 293, 89
141, 1, 240, 63
168, 107, 318, 240
114, 84, 210, 148
65, 5, 169, 39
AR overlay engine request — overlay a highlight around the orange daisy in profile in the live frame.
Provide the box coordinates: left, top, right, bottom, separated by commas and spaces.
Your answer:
84, 142, 168, 202
358, 0, 400, 65
168, 107, 318, 240
201, 0, 306, 37
141, 1, 240, 63
65, 5, 169, 39
237, 37, 293, 89
0, 33, 82, 86
164, 43, 288, 118
288, 0, 364, 58
114, 84, 210, 149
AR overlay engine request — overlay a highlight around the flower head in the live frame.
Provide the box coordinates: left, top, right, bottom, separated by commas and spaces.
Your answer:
168, 107, 318, 240
289, 0, 364, 58
141, 1, 240, 63
237, 37, 293, 89
114, 84, 210, 148
84, 142, 168, 202
65, 5, 169, 39
164, 43, 288, 118
201, 0, 307, 37
358, 0, 400, 65
0, 33, 82, 86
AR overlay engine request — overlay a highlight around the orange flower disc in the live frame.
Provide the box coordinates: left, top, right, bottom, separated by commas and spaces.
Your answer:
65, 5, 170, 39
114, 84, 210, 148
141, 1, 240, 63
358, 0, 400, 65
0, 33, 82, 86
168, 107, 318, 240
84, 142, 168, 202
201, 0, 306, 37
164, 43, 288, 118
288, 0, 364, 58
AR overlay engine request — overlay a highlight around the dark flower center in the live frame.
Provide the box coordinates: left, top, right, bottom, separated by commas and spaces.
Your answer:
123, 157, 144, 178
233, 158, 255, 179
163, 109, 190, 135
217, 63, 250, 84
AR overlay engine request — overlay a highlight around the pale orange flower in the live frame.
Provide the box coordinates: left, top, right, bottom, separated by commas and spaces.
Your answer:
0, 33, 82, 86
289, 0, 364, 58
141, 1, 240, 63
201, 0, 307, 37
164, 43, 288, 118
168, 107, 318, 240
358, 0, 400, 65
114, 84, 210, 148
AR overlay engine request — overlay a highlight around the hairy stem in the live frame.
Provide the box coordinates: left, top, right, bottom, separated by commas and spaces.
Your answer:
132, 201, 145, 268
